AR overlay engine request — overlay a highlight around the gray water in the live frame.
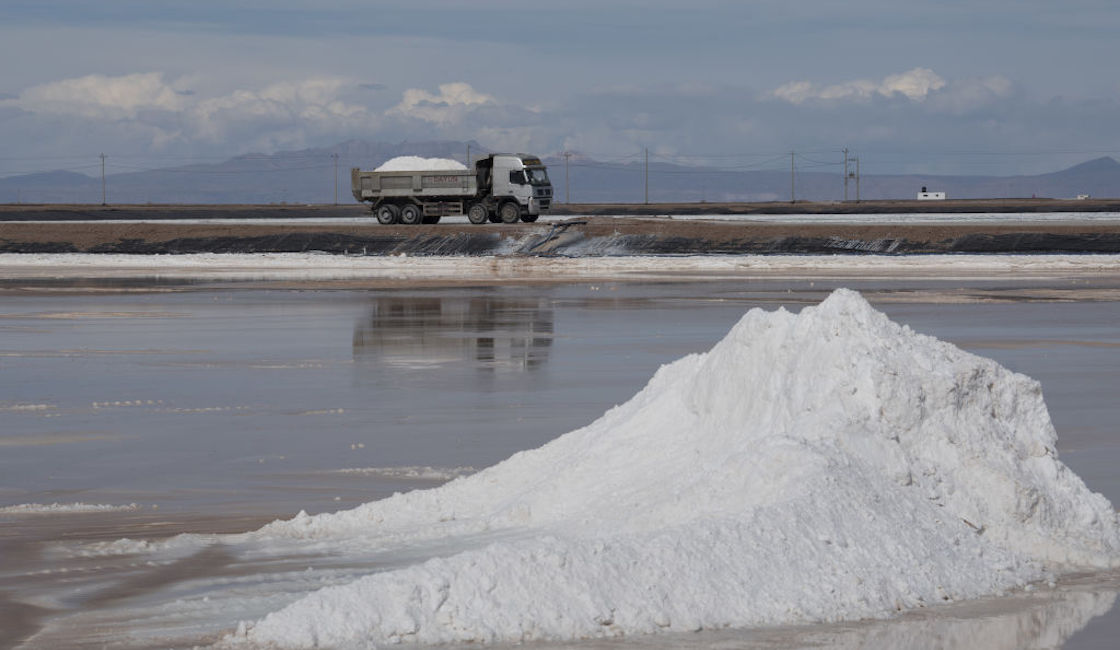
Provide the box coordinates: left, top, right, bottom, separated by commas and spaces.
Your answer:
3, 281, 1119, 513
2, 278, 1120, 648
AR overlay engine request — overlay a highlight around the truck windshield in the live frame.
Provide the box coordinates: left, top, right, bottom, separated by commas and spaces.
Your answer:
525, 167, 550, 185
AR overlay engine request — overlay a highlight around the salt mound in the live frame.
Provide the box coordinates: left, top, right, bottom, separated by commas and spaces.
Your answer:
233, 289, 1120, 648
374, 156, 468, 172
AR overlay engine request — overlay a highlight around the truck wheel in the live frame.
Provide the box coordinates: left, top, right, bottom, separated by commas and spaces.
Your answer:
376, 204, 400, 225
520, 214, 539, 223
400, 204, 423, 225
499, 201, 521, 224
467, 203, 489, 224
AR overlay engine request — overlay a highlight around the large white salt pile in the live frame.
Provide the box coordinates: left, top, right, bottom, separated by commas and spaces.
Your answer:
230, 289, 1120, 648
374, 156, 468, 172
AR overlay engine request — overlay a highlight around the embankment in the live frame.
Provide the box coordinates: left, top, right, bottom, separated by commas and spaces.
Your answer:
4, 216, 1120, 255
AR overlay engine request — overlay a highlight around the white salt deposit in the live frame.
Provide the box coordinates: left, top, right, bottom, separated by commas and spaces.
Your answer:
217, 289, 1119, 648
332, 466, 477, 481
374, 156, 468, 172
0, 502, 140, 515
5, 253, 1120, 285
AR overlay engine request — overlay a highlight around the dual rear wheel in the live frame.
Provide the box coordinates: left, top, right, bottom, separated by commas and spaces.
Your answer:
399, 204, 423, 225
375, 203, 430, 225
375, 204, 399, 225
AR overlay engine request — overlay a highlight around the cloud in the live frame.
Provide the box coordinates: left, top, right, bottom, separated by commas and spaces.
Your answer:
6, 72, 188, 120
189, 78, 374, 141
0, 72, 386, 151
878, 68, 947, 100
0, 73, 520, 159
0, 67, 1113, 180
772, 68, 947, 104
926, 75, 1016, 113
388, 82, 496, 125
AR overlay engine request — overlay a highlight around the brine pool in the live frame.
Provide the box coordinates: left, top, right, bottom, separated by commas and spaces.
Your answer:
2, 271, 1120, 649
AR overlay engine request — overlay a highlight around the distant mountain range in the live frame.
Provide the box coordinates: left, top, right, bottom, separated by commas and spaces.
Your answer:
1, 140, 1117, 204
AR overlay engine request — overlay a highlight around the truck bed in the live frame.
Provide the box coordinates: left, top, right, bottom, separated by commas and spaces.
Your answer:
351, 169, 478, 202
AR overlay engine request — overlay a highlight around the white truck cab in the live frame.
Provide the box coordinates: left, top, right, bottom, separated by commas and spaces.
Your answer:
485, 154, 552, 222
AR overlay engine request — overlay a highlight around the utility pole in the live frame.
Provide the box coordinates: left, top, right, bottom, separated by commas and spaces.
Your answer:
843, 147, 849, 201
853, 157, 861, 202
790, 151, 795, 203
100, 153, 107, 205
331, 153, 339, 205
644, 147, 649, 204
563, 151, 571, 204
466, 143, 471, 167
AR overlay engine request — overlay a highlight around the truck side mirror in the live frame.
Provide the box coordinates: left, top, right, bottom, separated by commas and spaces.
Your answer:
509, 170, 526, 185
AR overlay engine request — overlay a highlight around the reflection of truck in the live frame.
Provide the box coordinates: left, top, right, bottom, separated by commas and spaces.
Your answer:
351, 153, 553, 225
353, 296, 553, 371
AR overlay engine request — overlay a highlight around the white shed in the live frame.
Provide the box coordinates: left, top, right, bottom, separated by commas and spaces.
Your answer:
917, 186, 946, 200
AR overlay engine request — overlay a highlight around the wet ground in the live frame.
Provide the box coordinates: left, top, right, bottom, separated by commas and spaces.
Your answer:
2, 273, 1120, 648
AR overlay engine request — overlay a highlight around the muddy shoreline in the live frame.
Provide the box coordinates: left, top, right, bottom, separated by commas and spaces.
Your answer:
0, 510, 287, 649
4, 212, 1120, 255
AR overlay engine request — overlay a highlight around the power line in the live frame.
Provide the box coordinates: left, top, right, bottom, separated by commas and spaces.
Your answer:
797, 154, 841, 166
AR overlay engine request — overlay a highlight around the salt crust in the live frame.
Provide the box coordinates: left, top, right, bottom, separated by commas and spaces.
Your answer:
0, 502, 139, 515
214, 289, 1120, 647
373, 156, 468, 172
332, 466, 477, 481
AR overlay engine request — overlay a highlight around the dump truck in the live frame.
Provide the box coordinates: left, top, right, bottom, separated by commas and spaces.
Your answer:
351, 153, 553, 225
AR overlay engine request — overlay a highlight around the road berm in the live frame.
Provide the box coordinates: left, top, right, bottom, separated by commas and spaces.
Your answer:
3, 203, 1120, 255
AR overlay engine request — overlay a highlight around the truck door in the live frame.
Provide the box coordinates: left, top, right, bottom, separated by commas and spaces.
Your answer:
491, 155, 531, 206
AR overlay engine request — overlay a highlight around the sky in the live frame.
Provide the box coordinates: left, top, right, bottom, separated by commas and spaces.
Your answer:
1, 0, 1118, 178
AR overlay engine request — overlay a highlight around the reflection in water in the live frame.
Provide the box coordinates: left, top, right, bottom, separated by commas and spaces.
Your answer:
789, 588, 1117, 650
16, 542, 1120, 650
518, 584, 1119, 650
353, 295, 553, 371
0, 277, 206, 291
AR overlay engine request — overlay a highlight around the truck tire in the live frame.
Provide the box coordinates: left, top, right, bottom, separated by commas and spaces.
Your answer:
520, 214, 539, 223
400, 204, 423, 225
467, 203, 489, 224
499, 201, 521, 224
376, 204, 400, 225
